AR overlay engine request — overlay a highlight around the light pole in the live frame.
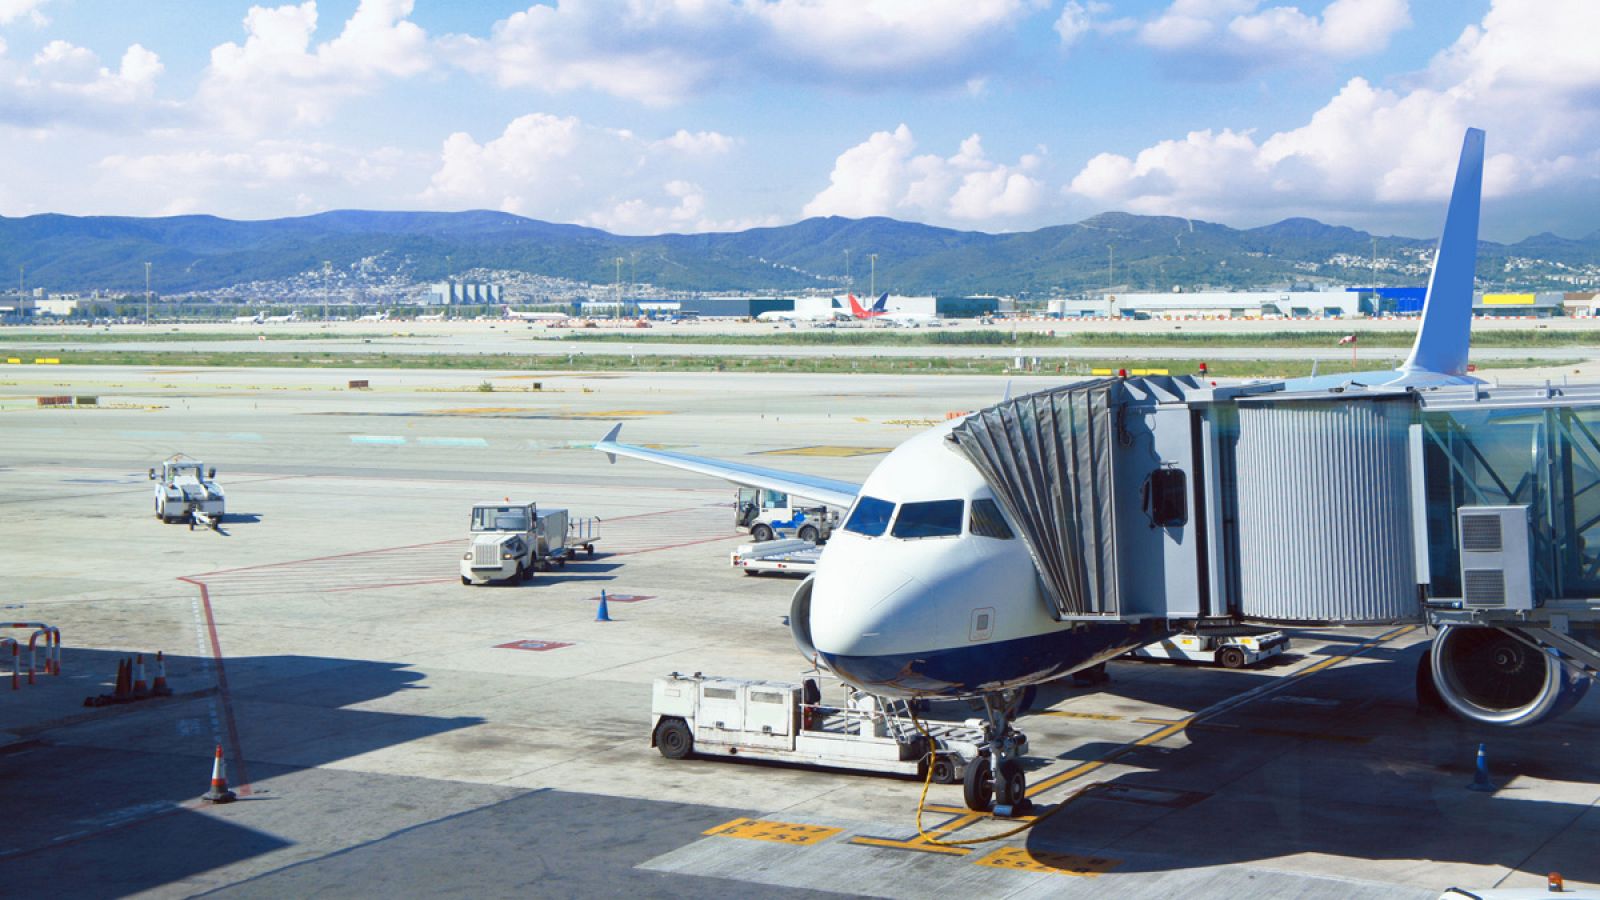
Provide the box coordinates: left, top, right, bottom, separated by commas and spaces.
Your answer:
1370, 236, 1378, 312
615, 257, 624, 320
869, 253, 878, 298
844, 250, 851, 289
144, 261, 152, 324
1106, 245, 1114, 317
323, 260, 332, 322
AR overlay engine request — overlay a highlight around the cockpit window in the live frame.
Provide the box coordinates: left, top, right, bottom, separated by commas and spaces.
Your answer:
844, 496, 895, 536
891, 500, 964, 539
969, 498, 1015, 539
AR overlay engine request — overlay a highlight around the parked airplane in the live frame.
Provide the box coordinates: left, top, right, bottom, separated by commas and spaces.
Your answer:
596, 128, 1595, 815
756, 306, 850, 324
356, 311, 389, 322
846, 292, 889, 319
416, 311, 446, 322
504, 306, 567, 321
263, 312, 298, 323
230, 314, 264, 325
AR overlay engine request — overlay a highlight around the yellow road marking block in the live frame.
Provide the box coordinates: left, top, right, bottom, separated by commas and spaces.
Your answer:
974, 847, 1119, 876
34, 358, 60, 364
849, 836, 971, 856
1130, 368, 1170, 376
756, 445, 894, 458
566, 409, 670, 418
1041, 710, 1124, 721
1090, 368, 1114, 376
5, 358, 19, 364
704, 818, 843, 846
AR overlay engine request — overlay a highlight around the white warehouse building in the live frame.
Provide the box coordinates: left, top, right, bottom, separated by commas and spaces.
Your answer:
1051, 290, 1361, 320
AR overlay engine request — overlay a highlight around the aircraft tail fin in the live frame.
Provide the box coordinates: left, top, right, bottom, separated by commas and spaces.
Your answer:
872, 292, 888, 313
847, 293, 867, 317
1400, 127, 1484, 378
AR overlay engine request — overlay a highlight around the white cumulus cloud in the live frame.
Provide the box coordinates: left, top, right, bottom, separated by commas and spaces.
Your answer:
423, 112, 746, 233
200, 0, 430, 134
1067, 0, 1600, 236
0, 0, 49, 26
804, 125, 1047, 226
1139, 0, 1410, 74
444, 0, 1041, 104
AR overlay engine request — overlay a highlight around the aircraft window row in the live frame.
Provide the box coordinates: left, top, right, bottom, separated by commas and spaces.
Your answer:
844, 495, 1016, 540
891, 500, 965, 538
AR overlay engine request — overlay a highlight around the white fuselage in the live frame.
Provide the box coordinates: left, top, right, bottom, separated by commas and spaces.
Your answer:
802, 422, 1159, 698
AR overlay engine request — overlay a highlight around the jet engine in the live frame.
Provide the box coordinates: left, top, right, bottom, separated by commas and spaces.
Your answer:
1429, 626, 1590, 727
789, 577, 818, 662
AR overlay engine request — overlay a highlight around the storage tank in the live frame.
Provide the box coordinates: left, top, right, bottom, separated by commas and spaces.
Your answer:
1233, 397, 1420, 623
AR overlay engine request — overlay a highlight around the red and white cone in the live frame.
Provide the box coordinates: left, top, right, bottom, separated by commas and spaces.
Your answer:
202, 745, 236, 803
132, 654, 150, 698
151, 651, 172, 697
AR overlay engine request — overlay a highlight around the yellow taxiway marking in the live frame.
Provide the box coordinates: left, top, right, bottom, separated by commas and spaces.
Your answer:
755, 445, 895, 458
974, 847, 1120, 876
704, 818, 843, 846
848, 836, 972, 856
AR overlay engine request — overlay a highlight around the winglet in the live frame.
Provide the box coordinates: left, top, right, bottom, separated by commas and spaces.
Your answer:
596, 423, 623, 464
1400, 127, 1484, 378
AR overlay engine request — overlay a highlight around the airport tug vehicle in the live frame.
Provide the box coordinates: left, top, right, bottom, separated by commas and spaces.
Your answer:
150, 455, 225, 528
460, 501, 597, 585
651, 672, 1004, 789
735, 487, 837, 544
1125, 627, 1289, 669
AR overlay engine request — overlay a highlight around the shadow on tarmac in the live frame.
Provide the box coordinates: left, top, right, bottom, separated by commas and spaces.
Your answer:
1018, 642, 1600, 884
0, 647, 485, 896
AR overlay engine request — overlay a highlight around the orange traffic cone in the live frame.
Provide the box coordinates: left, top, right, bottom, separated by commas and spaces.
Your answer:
152, 651, 172, 697
113, 658, 132, 701
202, 745, 236, 803
132, 654, 150, 698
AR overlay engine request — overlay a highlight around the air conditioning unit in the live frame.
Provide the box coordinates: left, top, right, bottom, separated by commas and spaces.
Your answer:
1457, 505, 1533, 611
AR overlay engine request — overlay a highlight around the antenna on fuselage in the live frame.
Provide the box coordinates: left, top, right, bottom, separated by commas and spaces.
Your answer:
1399, 128, 1484, 379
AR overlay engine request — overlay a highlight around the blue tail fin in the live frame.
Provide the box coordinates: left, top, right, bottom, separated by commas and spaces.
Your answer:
872, 293, 888, 312
1400, 128, 1484, 378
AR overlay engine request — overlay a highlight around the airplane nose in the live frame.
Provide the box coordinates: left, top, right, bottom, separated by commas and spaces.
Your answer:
808, 563, 921, 657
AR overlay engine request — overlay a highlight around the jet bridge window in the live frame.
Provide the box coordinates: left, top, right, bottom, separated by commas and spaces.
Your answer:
891, 500, 964, 539
1141, 468, 1187, 528
969, 498, 1014, 539
844, 496, 895, 537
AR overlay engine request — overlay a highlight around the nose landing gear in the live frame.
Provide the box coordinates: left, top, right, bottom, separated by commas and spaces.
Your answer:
962, 689, 1032, 817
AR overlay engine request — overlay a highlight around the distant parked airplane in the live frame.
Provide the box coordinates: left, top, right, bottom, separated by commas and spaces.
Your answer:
846, 292, 889, 319
504, 306, 567, 322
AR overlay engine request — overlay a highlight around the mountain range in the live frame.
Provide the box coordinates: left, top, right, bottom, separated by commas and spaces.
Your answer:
2, 209, 1597, 296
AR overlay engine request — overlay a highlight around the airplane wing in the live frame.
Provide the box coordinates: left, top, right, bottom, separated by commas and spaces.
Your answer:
594, 425, 861, 510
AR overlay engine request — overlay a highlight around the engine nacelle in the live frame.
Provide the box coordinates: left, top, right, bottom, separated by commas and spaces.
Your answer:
789, 577, 818, 662
1430, 625, 1590, 727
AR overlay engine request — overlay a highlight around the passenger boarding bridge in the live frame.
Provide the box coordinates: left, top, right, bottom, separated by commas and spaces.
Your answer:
951, 375, 1600, 728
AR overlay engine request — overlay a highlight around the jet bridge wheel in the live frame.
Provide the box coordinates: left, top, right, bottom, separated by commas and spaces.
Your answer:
655, 717, 694, 760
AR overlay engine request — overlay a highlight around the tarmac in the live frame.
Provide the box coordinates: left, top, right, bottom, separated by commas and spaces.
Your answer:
1, 359, 1597, 898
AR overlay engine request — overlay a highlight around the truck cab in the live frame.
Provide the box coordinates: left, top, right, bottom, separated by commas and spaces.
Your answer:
461, 502, 540, 585
150, 455, 225, 526
735, 487, 836, 544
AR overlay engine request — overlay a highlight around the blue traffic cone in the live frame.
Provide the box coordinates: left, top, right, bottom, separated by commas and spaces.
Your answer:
596, 590, 613, 622
1468, 743, 1496, 792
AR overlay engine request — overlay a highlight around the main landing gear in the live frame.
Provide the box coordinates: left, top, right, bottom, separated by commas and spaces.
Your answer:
962, 689, 1032, 817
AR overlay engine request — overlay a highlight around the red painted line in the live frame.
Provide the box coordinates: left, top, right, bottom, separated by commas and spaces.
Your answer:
176, 577, 252, 796
322, 578, 459, 594
186, 538, 460, 577
609, 532, 745, 556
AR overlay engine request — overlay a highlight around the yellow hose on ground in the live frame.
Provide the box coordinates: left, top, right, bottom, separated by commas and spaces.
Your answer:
907, 708, 1092, 846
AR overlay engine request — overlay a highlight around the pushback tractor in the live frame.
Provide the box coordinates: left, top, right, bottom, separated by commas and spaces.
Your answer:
150, 455, 224, 529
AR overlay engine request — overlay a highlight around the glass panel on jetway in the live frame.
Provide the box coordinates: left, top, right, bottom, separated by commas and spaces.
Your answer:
1420, 404, 1600, 601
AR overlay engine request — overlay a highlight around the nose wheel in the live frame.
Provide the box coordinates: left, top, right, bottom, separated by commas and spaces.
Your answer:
963, 690, 1032, 816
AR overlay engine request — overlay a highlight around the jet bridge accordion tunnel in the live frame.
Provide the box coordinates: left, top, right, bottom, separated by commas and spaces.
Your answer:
949, 376, 1600, 725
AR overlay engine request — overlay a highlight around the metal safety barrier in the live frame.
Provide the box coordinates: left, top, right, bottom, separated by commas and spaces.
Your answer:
1, 638, 17, 691
2, 622, 62, 685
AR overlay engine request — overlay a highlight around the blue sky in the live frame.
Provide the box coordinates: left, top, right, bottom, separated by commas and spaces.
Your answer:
0, 1, 1595, 241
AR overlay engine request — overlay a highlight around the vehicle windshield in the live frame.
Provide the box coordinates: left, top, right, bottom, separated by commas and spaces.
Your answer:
472, 506, 530, 532
891, 499, 964, 539
843, 496, 895, 537
168, 464, 203, 479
